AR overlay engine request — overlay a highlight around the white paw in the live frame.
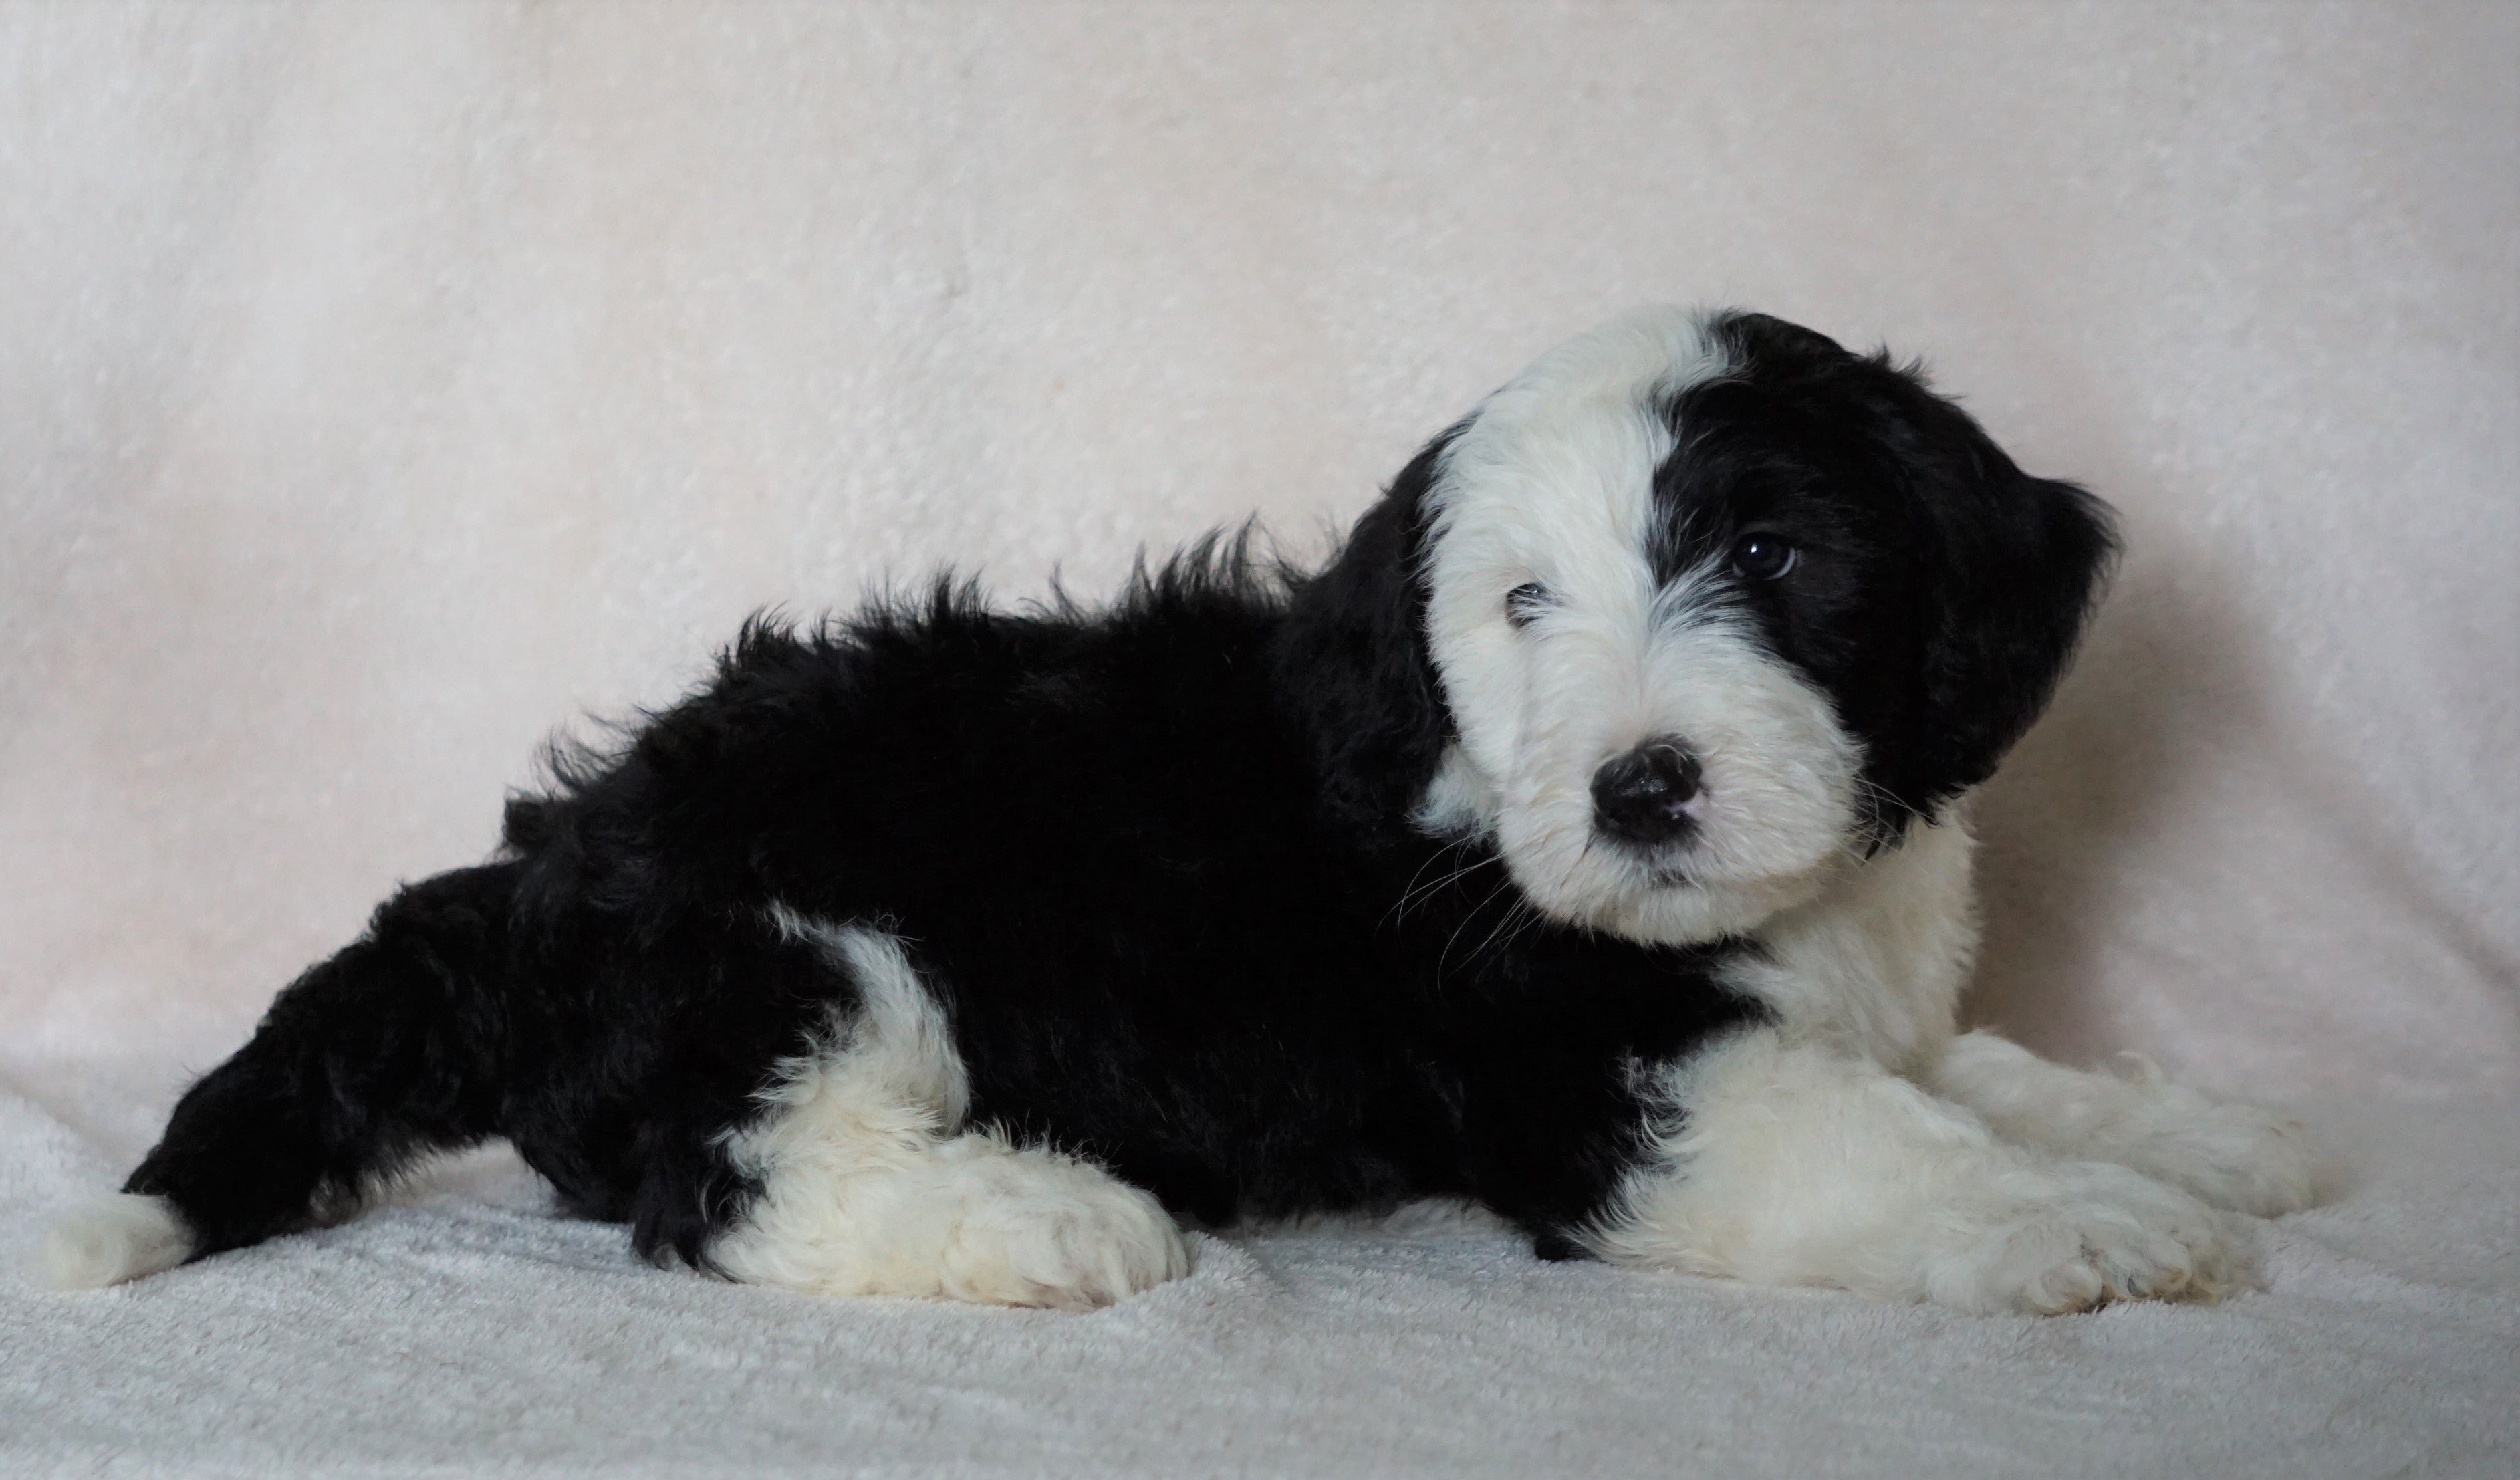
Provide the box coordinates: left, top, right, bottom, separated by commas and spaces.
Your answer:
926, 1144, 1194, 1310
2108, 1075, 2317, 1217
1930, 1034, 2320, 1219
1922, 1162, 2253, 1315
715, 1132, 1194, 1310
34, 1194, 193, 1290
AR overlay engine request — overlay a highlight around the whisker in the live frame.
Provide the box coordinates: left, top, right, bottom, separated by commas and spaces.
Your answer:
1404, 856, 1501, 921
1466, 896, 1545, 967
1497, 900, 1551, 959
1554, 836, 1599, 899
1386, 840, 1500, 925
1388, 835, 1473, 919
1440, 874, 1522, 974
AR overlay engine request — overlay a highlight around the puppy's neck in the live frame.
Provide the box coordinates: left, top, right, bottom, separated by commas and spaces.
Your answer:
1725, 811, 1983, 1070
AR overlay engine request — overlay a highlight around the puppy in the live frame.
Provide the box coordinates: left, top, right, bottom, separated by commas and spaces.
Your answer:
43, 307, 2314, 1314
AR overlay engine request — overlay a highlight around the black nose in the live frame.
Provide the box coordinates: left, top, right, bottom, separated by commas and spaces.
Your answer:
1591, 738, 1703, 846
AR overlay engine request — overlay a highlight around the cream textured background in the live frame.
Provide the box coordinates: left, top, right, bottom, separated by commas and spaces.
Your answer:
5, 6, 2517, 1478
5, 2, 2511, 1097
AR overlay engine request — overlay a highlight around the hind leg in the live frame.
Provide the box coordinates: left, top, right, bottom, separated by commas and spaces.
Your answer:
713, 1126, 1190, 1310
1925, 1030, 2315, 1217
709, 920, 1190, 1309
39, 865, 517, 1288
39, 1193, 194, 1289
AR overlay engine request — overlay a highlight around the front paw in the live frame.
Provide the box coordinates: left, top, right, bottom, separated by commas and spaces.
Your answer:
1921, 1162, 2254, 1316
2109, 1067, 2317, 1217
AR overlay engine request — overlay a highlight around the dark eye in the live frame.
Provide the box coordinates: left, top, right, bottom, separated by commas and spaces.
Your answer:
1730, 533, 1797, 581
1505, 582, 1551, 628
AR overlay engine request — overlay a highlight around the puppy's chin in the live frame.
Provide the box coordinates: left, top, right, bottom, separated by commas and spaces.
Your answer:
1592, 864, 1840, 945
1513, 837, 1846, 947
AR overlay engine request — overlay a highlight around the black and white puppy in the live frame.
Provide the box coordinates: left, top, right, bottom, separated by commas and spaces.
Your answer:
45, 308, 2313, 1314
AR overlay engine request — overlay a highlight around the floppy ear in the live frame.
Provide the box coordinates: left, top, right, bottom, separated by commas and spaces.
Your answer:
1709, 314, 2118, 815
1275, 427, 1463, 839
1893, 396, 2119, 808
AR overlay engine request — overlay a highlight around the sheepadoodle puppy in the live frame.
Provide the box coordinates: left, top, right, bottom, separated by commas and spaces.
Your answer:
44, 307, 2314, 1314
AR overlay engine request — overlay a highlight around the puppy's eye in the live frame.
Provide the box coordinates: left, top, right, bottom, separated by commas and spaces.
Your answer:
1505, 582, 1552, 628
1730, 533, 1797, 581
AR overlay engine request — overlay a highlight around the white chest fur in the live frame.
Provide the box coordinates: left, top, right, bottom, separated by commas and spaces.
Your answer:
1719, 813, 1982, 1071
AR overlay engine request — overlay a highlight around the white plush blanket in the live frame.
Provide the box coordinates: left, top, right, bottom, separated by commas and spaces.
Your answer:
7, 1068, 2516, 1477
5, 3, 2513, 1475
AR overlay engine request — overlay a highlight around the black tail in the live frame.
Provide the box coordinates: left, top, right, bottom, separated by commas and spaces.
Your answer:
124, 862, 521, 1261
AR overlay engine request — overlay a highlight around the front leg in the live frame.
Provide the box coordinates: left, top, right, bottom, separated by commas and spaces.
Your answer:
1926, 1030, 2316, 1217
1587, 1028, 2253, 1314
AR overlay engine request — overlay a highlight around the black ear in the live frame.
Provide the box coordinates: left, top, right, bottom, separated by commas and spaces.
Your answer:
1894, 395, 2119, 808
1722, 310, 1853, 364
1705, 311, 2118, 816
1274, 426, 1463, 840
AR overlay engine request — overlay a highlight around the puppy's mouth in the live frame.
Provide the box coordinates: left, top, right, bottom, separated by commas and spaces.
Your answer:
1596, 835, 1697, 891
1640, 855, 1698, 889
1589, 789, 1708, 894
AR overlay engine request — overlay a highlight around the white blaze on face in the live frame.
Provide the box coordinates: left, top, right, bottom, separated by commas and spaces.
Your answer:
1418, 307, 1863, 944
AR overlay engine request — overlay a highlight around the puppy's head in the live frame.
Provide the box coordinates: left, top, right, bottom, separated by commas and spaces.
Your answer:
1292, 307, 2115, 944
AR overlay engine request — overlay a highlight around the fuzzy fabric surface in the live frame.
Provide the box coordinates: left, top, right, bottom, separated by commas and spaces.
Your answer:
4, 2, 2514, 1475
6, 1068, 2517, 1478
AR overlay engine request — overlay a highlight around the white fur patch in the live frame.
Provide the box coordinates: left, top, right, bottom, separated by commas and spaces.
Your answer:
1723, 813, 1983, 1069
1418, 305, 1862, 944
1928, 1030, 2317, 1217
1590, 1029, 2253, 1314
711, 916, 1191, 1308
1587, 812, 2305, 1312
37, 1192, 193, 1289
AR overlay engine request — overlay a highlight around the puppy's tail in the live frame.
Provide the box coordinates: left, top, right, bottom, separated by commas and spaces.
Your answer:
39, 863, 520, 1288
